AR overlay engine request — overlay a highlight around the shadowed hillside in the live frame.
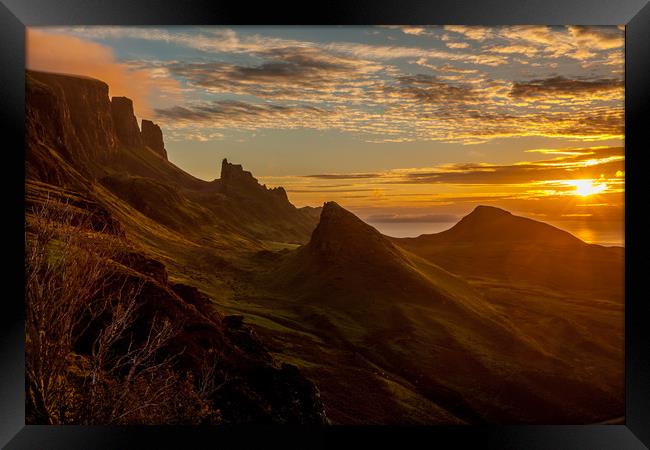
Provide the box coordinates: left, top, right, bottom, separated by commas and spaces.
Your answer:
395, 205, 624, 299
255, 202, 624, 424
270, 201, 444, 304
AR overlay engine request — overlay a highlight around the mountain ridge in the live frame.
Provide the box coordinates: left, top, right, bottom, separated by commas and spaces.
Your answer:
26, 69, 321, 246
260, 201, 623, 424
394, 205, 623, 297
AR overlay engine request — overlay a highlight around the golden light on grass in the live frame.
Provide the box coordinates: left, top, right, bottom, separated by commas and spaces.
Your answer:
564, 179, 608, 197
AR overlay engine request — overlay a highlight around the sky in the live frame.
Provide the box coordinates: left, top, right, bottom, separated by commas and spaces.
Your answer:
26, 26, 625, 245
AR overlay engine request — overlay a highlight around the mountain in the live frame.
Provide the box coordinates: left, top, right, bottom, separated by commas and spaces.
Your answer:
26, 70, 320, 248
259, 203, 623, 424
395, 205, 624, 299
25, 70, 327, 424
421, 205, 583, 244
271, 201, 481, 308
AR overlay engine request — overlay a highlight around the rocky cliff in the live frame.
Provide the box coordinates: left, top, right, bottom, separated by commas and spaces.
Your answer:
219, 158, 289, 204
26, 71, 118, 165
26, 70, 170, 183
111, 96, 144, 149
141, 119, 168, 160
220, 158, 258, 188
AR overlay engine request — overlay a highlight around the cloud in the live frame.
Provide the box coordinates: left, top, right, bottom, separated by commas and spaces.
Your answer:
495, 25, 623, 61
57, 26, 509, 67
155, 84, 623, 144
155, 99, 335, 128
275, 145, 623, 228
41, 26, 623, 144
445, 42, 470, 49
443, 26, 492, 41
484, 44, 539, 56
287, 188, 377, 193
398, 26, 433, 36
567, 26, 624, 50
388, 74, 477, 103
397, 146, 624, 185
300, 147, 624, 188
325, 41, 508, 66
414, 61, 479, 74
49, 26, 309, 56
303, 173, 382, 180
26, 28, 182, 118
510, 76, 622, 101
164, 46, 381, 102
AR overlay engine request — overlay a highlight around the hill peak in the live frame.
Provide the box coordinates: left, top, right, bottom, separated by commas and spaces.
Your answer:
308, 202, 402, 263
440, 205, 582, 245
455, 205, 514, 228
320, 201, 348, 217
316, 201, 375, 235
470, 205, 512, 217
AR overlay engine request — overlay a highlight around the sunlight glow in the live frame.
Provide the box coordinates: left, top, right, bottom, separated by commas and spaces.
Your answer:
564, 179, 608, 197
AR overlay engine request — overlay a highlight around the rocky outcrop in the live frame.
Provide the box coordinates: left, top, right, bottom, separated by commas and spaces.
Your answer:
111, 96, 143, 148
26, 70, 320, 245
269, 186, 289, 202
141, 119, 168, 160
114, 251, 169, 285
27, 71, 171, 170
210, 158, 320, 244
26, 70, 119, 164
219, 158, 292, 205
221, 158, 258, 187
110, 254, 328, 424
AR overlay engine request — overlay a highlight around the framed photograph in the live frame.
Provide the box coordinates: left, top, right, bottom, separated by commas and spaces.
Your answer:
2, 0, 648, 448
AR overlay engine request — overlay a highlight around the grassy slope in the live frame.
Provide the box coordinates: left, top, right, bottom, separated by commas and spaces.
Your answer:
218, 204, 623, 424
26, 175, 624, 424
82, 176, 624, 424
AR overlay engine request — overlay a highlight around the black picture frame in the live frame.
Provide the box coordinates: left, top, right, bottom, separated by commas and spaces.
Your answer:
2, 1, 648, 448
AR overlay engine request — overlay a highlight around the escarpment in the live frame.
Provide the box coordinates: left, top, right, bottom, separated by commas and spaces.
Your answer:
26, 70, 170, 182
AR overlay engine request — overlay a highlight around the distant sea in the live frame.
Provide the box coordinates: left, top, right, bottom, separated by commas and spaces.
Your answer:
367, 220, 624, 247
366, 221, 457, 239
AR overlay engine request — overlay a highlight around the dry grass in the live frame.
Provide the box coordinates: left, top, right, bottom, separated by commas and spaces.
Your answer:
25, 198, 218, 424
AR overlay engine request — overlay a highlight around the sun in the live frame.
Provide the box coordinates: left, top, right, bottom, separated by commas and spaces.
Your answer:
565, 179, 608, 197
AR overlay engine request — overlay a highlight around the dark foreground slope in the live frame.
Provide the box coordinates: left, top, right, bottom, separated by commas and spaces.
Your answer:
258, 203, 624, 424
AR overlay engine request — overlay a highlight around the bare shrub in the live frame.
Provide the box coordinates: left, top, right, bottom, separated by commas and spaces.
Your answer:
25, 197, 216, 424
